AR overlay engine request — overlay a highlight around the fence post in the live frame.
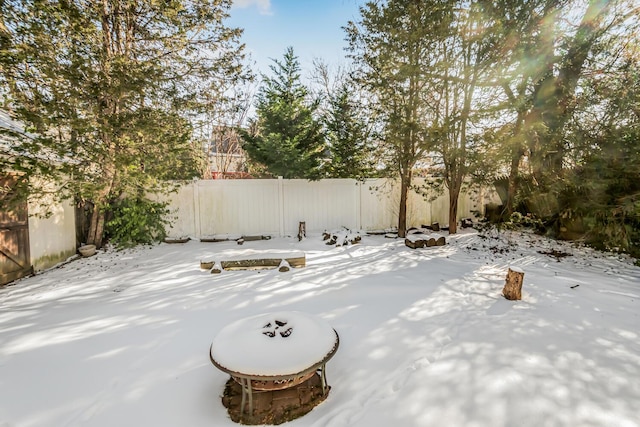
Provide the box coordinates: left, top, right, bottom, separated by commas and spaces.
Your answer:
356, 180, 362, 231
193, 180, 201, 239
278, 176, 284, 237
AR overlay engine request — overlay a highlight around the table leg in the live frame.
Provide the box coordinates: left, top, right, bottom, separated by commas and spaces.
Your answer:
320, 363, 328, 395
238, 378, 255, 417
240, 378, 247, 415
247, 378, 254, 415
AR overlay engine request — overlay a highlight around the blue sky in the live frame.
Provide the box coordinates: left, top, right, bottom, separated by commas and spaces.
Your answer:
228, 0, 364, 77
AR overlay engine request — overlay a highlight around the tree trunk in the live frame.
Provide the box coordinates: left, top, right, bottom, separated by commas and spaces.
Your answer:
448, 183, 460, 235
86, 207, 106, 248
505, 110, 526, 217
526, 0, 610, 185
505, 143, 524, 217
397, 171, 412, 238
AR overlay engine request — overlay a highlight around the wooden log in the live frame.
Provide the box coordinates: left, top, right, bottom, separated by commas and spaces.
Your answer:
298, 221, 306, 241
324, 229, 362, 246
200, 237, 229, 243
241, 235, 268, 242
220, 255, 306, 271
405, 238, 424, 249
431, 222, 440, 232
211, 261, 223, 274
200, 260, 215, 270
164, 237, 190, 243
432, 233, 446, 246
278, 259, 291, 272
367, 229, 392, 235
425, 237, 436, 247
502, 267, 525, 300
200, 235, 241, 242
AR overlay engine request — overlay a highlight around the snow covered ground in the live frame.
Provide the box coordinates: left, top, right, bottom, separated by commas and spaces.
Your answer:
1, 229, 639, 427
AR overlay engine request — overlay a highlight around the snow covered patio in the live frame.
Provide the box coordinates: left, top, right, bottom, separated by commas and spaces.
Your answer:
1, 229, 639, 427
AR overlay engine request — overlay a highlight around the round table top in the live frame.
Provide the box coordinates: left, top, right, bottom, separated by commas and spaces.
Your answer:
210, 311, 339, 378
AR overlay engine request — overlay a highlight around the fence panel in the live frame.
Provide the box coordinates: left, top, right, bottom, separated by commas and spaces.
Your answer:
197, 179, 281, 237
162, 178, 491, 239
165, 184, 197, 238
359, 179, 398, 231
283, 179, 360, 235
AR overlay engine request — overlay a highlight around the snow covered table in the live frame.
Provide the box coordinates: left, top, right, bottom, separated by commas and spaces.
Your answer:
209, 311, 339, 416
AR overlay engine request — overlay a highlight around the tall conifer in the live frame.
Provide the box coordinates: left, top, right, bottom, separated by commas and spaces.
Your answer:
241, 47, 325, 179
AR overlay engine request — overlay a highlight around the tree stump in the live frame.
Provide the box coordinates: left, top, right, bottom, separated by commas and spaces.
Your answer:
502, 267, 524, 300
298, 222, 306, 241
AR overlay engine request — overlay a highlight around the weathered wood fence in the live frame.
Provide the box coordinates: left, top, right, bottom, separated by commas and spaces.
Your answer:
161, 178, 498, 239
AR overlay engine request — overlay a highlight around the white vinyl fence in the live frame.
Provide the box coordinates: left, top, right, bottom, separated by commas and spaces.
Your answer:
161, 178, 498, 239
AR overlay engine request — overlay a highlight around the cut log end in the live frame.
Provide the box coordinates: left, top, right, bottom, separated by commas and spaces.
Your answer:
200, 260, 214, 270
211, 261, 223, 274
278, 259, 291, 272
502, 267, 524, 300
404, 234, 445, 249
405, 238, 424, 249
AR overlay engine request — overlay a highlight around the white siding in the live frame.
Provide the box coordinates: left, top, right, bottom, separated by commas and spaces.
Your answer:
28, 196, 76, 271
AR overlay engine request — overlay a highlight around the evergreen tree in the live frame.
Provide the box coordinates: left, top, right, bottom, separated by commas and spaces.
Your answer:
0, 0, 247, 247
558, 42, 640, 255
241, 47, 325, 179
324, 81, 376, 179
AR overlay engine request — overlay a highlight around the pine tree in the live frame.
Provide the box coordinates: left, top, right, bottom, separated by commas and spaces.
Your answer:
324, 82, 376, 179
0, 0, 248, 247
241, 47, 325, 179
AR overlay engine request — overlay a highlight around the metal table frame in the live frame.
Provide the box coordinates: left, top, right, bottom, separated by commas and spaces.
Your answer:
210, 329, 339, 416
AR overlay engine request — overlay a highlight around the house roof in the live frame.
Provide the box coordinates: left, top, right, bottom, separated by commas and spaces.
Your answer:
0, 109, 66, 166
1, 110, 22, 161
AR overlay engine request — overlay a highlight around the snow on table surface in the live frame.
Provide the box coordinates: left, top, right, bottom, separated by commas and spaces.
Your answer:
0, 229, 639, 427
210, 311, 338, 376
